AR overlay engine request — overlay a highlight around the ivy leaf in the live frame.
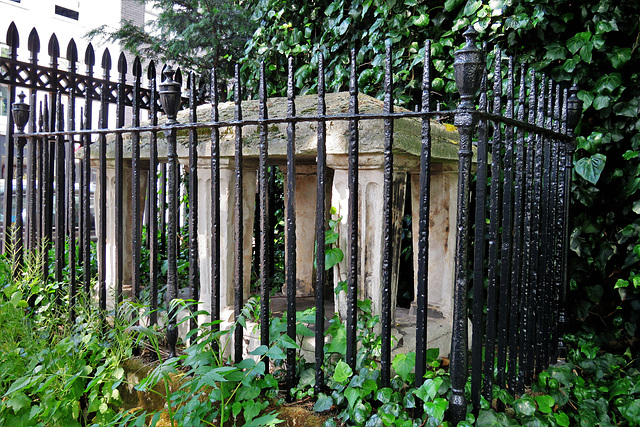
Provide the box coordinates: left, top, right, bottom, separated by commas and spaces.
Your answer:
415, 377, 443, 402
554, 412, 570, 427
534, 395, 555, 414
314, 393, 334, 412
444, 0, 465, 12
577, 90, 594, 109
392, 352, 415, 382
513, 396, 536, 417
595, 73, 622, 94
333, 360, 353, 384
575, 153, 606, 184
607, 48, 631, 69
592, 95, 610, 110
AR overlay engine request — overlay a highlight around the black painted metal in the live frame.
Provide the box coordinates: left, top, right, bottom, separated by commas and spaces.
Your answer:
258, 62, 270, 369
285, 56, 298, 400
98, 51, 110, 314
188, 71, 199, 338
42, 96, 52, 280
380, 41, 394, 387
82, 53, 93, 296
483, 47, 503, 401
148, 62, 159, 326
210, 68, 221, 345
159, 66, 181, 358
508, 64, 527, 392
54, 92, 65, 286
415, 40, 432, 390
2, 24, 18, 254
132, 58, 142, 304
11, 92, 29, 273
346, 48, 359, 370
450, 27, 484, 425
233, 64, 244, 363
27, 93, 37, 255
115, 53, 126, 304
67, 89, 77, 318
470, 66, 489, 410
315, 53, 327, 392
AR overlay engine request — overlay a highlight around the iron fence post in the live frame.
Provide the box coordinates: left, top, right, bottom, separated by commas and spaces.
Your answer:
11, 92, 30, 275
451, 26, 484, 425
159, 66, 182, 358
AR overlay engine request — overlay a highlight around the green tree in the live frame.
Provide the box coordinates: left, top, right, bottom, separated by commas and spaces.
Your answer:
88, 0, 255, 83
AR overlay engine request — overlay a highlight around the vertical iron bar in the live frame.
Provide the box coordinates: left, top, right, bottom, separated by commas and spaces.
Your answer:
1, 41, 17, 255
210, 68, 221, 345
346, 48, 359, 370
258, 62, 270, 368
54, 92, 65, 286
483, 48, 503, 401
314, 53, 327, 392
115, 55, 126, 304
188, 72, 199, 336
558, 88, 574, 358
530, 75, 546, 375
233, 64, 244, 363
67, 91, 76, 318
549, 84, 563, 363
160, 162, 167, 254
98, 61, 109, 314
83, 58, 93, 296
285, 56, 298, 399
537, 79, 553, 371
28, 93, 37, 253
415, 40, 432, 390
496, 57, 515, 393
381, 41, 394, 387
508, 64, 527, 391
519, 69, 538, 388
148, 63, 159, 325
131, 59, 142, 304
471, 66, 489, 409
42, 97, 51, 280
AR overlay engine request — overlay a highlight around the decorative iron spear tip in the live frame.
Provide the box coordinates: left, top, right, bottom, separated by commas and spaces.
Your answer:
454, 25, 485, 112
12, 92, 30, 134
159, 65, 182, 125
566, 84, 583, 137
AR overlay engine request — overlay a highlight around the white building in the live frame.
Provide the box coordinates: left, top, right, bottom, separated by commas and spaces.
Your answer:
0, 0, 158, 152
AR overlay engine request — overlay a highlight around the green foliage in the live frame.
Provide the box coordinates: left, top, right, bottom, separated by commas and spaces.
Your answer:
0, 251, 140, 426
87, 0, 255, 88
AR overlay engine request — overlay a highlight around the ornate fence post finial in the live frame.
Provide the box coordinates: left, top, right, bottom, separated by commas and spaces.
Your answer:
454, 26, 484, 113
159, 66, 181, 125
450, 26, 485, 426
12, 92, 30, 133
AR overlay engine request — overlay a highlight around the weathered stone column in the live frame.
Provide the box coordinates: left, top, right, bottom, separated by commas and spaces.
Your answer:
280, 163, 319, 297
329, 154, 412, 324
410, 162, 458, 321
95, 162, 148, 309
196, 158, 257, 323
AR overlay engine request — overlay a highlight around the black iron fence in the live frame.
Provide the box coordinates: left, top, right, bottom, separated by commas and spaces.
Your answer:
1, 22, 581, 424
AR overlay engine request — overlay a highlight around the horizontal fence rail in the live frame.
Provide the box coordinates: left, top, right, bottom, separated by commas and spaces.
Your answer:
2, 22, 580, 425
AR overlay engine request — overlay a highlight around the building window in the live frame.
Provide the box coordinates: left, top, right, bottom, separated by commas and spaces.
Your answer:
55, 5, 79, 20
